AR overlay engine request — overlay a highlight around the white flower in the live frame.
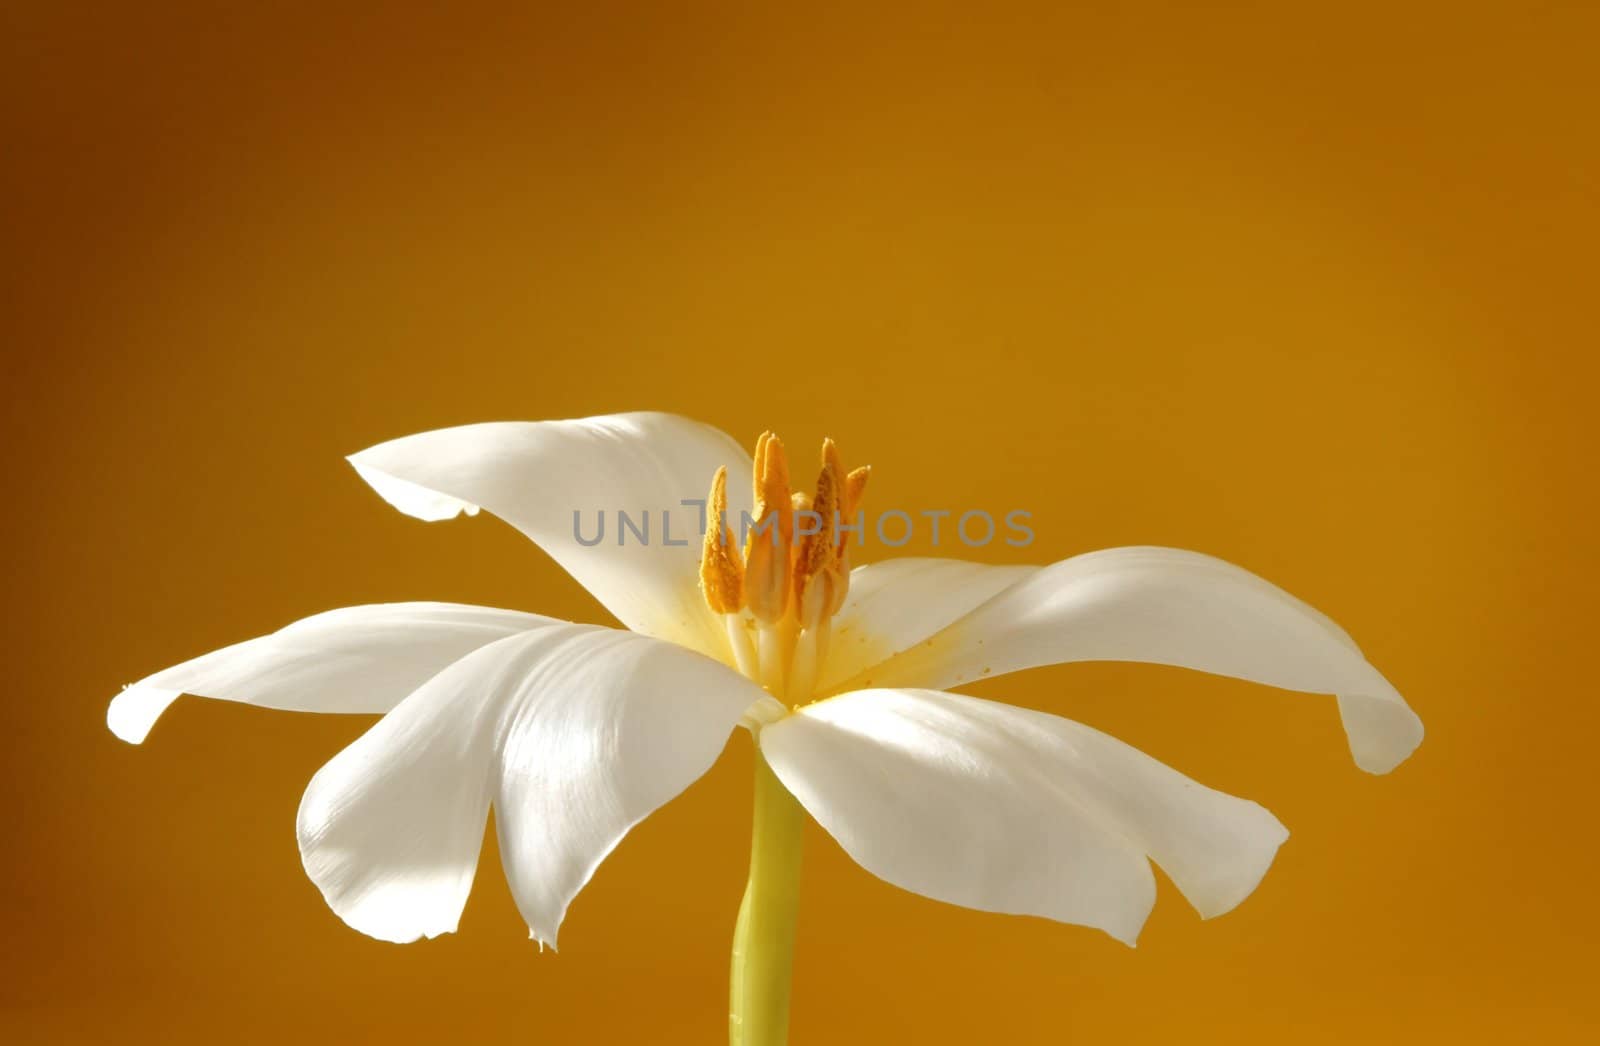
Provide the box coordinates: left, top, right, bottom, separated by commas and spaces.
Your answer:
108, 412, 1422, 950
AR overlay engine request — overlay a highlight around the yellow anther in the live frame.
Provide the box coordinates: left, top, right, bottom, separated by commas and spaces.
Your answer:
698, 466, 744, 614
744, 432, 794, 624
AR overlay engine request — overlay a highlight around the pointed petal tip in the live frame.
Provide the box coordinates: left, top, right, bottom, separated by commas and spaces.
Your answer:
347, 458, 481, 522
1100, 911, 1145, 948
1106, 877, 1153, 948
1188, 812, 1290, 921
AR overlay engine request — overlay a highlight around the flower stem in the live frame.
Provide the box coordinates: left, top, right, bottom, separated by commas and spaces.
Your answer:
729, 748, 804, 1046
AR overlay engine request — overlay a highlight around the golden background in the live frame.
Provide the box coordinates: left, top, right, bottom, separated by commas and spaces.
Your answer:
6, 2, 1596, 1042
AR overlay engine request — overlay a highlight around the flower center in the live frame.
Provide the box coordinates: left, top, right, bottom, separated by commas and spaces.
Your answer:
699, 432, 870, 703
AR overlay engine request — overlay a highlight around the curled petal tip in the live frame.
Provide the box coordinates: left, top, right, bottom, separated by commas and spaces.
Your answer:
1340, 694, 1424, 774
107, 685, 182, 744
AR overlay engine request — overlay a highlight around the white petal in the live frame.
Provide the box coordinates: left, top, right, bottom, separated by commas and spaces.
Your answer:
834, 548, 1423, 774
760, 689, 1138, 944
107, 603, 554, 744
350, 464, 482, 522
296, 623, 764, 946
347, 413, 752, 661
819, 558, 1037, 692
762, 689, 1288, 944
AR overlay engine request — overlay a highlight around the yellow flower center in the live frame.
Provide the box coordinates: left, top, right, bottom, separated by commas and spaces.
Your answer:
699, 432, 870, 703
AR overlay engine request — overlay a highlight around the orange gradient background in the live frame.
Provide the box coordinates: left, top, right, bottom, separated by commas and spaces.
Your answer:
6, 3, 1596, 1042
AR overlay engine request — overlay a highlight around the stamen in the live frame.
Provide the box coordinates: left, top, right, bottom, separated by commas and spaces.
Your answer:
704, 433, 871, 702
744, 432, 793, 624
786, 618, 828, 705
757, 617, 796, 694
724, 614, 759, 678
698, 466, 744, 614
793, 441, 845, 632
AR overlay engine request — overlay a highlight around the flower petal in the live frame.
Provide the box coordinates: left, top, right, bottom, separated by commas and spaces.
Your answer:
762, 689, 1288, 944
760, 690, 1136, 944
347, 413, 752, 661
296, 623, 765, 946
832, 547, 1422, 774
107, 603, 554, 744
820, 558, 1037, 692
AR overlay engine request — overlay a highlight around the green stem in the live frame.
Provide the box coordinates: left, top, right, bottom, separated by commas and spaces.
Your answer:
729, 748, 805, 1046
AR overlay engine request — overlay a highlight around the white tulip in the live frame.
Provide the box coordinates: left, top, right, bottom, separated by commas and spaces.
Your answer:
109, 412, 1422, 1044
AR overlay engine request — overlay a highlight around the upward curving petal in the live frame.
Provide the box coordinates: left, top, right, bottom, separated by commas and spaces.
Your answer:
760, 688, 1288, 945
296, 623, 765, 947
832, 548, 1422, 774
347, 413, 752, 661
107, 603, 555, 744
